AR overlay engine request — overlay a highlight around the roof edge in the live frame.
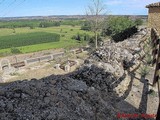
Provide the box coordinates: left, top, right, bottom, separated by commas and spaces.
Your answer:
146, 2, 160, 8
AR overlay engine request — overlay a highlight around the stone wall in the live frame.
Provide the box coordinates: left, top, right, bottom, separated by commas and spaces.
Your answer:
148, 7, 160, 34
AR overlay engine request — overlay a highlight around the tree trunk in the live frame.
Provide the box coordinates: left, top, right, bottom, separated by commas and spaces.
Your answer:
95, 16, 98, 49
95, 31, 98, 49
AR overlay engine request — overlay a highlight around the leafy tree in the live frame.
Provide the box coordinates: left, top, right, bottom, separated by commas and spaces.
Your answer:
135, 19, 143, 26
102, 16, 138, 42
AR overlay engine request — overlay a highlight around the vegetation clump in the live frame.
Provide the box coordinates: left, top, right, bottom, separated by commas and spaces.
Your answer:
140, 66, 149, 77
72, 33, 91, 42
102, 16, 138, 42
10, 47, 22, 54
135, 19, 143, 26
81, 21, 91, 31
39, 21, 60, 28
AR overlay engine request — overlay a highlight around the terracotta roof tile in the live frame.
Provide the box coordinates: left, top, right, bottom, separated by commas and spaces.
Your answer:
146, 2, 160, 8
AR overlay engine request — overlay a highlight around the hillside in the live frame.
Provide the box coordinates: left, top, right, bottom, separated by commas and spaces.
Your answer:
0, 28, 158, 120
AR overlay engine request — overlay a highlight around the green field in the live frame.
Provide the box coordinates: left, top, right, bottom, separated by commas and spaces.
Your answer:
0, 32, 60, 49
0, 25, 93, 56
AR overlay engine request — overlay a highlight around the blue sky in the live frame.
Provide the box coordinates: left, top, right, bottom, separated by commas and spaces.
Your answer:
0, 0, 159, 17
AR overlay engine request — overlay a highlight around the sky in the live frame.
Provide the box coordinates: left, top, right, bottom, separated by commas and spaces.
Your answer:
0, 0, 159, 17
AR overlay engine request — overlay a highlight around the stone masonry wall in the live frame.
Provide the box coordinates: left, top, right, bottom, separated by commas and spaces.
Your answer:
148, 7, 160, 34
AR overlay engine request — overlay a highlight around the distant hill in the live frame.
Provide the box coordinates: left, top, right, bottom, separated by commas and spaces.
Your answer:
0, 15, 147, 21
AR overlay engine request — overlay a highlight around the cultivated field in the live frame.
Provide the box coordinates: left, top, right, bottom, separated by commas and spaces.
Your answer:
0, 25, 93, 56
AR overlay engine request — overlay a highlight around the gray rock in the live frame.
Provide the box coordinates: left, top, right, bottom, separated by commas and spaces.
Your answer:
103, 63, 116, 73
44, 97, 50, 104
14, 93, 21, 98
0, 100, 6, 108
6, 102, 13, 111
67, 79, 88, 92
21, 93, 29, 99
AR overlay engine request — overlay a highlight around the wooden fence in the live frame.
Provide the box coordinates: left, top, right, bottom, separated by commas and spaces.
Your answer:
151, 28, 160, 120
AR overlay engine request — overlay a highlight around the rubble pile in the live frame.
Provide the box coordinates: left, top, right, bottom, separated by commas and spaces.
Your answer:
90, 28, 148, 77
0, 65, 125, 120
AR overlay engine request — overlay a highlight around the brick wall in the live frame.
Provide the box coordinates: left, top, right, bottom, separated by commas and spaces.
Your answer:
148, 7, 160, 34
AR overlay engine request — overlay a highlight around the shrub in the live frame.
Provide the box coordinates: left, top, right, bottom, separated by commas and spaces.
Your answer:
29, 25, 35, 29
135, 19, 143, 26
72, 33, 91, 41
71, 24, 75, 27
145, 54, 152, 65
83, 34, 90, 41
89, 34, 103, 46
11, 47, 22, 54
81, 21, 91, 31
102, 16, 137, 42
61, 34, 65, 37
148, 89, 156, 96
140, 66, 149, 77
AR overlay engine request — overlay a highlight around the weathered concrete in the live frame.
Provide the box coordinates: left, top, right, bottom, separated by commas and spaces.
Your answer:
0, 59, 11, 71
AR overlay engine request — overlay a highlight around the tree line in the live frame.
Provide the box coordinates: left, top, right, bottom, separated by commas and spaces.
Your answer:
0, 19, 85, 28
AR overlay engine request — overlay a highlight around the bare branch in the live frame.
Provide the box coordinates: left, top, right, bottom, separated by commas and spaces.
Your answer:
85, 0, 107, 48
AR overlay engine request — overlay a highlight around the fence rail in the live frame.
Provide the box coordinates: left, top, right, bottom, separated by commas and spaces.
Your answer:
151, 28, 160, 120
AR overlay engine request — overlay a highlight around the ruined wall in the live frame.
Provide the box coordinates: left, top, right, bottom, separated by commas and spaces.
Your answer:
148, 7, 160, 34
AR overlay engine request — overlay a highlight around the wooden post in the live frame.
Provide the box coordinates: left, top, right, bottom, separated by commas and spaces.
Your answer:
0, 64, 2, 71
151, 28, 160, 120
156, 104, 160, 120
153, 40, 160, 85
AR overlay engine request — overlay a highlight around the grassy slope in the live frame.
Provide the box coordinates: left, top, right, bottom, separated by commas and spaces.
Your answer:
0, 25, 93, 54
